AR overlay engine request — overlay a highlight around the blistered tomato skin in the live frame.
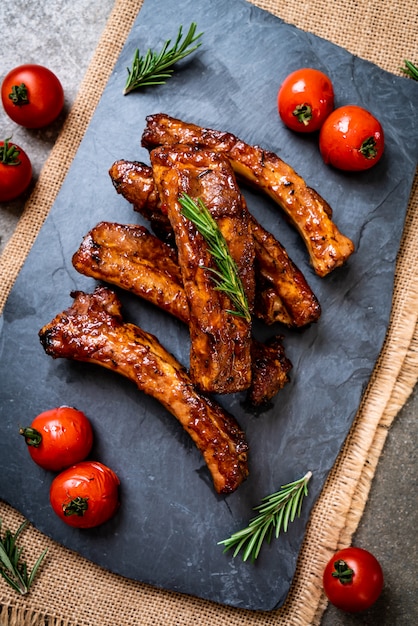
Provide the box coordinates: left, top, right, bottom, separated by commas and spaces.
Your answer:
49, 461, 120, 528
1, 64, 64, 128
278, 68, 335, 133
20, 406, 94, 471
319, 105, 384, 171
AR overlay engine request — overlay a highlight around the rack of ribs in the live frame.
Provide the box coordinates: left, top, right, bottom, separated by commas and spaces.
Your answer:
141, 113, 354, 277
72, 221, 292, 406
108, 159, 321, 328
150, 144, 255, 395
38, 287, 249, 494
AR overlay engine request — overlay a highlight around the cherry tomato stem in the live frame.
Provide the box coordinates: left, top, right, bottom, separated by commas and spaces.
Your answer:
293, 103, 313, 126
8, 82, 29, 106
19, 426, 43, 447
331, 559, 355, 584
63, 496, 89, 517
0, 138, 21, 165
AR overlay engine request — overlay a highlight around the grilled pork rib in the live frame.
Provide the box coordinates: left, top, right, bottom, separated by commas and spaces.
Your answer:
150, 145, 254, 395
72, 222, 190, 324
72, 221, 292, 405
38, 287, 249, 494
109, 159, 320, 327
141, 113, 355, 277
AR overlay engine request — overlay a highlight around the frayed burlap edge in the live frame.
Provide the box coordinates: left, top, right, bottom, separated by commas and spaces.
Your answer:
1, 0, 417, 624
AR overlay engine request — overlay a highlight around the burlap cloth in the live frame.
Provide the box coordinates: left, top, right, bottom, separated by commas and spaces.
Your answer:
0, 1, 416, 624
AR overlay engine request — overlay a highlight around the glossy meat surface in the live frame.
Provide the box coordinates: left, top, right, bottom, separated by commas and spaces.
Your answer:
38, 287, 249, 494
108, 159, 320, 327
249, 336, 292, 406
141, 113, 355, 277
72, 221, 292, 405
150, 145, 254, 394
72, 221, 190, 324
109, 160, 174, 244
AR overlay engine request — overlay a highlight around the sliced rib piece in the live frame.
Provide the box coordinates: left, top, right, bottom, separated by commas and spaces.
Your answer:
250, 218, 320, 327
249, 336, 292, 407
109, 160, 174, 245
150, 144, 254, 395
38, 287, 249, 494
141, 113, 355, 277
72, 221, 190, 324
72, 221, 292, 405
109, 159, 320, 327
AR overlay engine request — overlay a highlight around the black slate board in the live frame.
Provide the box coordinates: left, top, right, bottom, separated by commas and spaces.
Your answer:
1, 0, 417, 612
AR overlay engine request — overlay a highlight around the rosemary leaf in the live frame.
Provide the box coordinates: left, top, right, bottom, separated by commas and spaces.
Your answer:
401, 60, 418, 81
218, 471, 312, 562
124, 22, 203, 94
178, 193, 251, 322
0, 519, 47, 595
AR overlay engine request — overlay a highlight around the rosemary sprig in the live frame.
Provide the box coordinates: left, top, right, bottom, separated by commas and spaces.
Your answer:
401, 60, 418, 81
123, 22, 203, 94
0, 519, 47, 595
178, 193, 251, 322
218, 471, 312, 562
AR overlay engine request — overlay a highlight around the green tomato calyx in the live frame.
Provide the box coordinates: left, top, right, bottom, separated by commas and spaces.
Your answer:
293, 103, 312, 125
0, 138, 21, 166
359, 137, 378, 159
332, 559, 355, 584
63, 497, 89, 517
8, 83, 29, 106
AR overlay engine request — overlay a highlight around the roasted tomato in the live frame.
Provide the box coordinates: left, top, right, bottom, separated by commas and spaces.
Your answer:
1, 64, 64, 128
0, 138, 32, 202
277, 68, 334, 132
323, 547, 384, 612
319, 105, 384, 171
20, 406, 93, 471
50, 461, 120, 528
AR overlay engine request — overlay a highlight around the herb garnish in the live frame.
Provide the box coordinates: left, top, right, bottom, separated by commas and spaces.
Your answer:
401, 60, 418, 81
178, 193, 251, 322
123, 22, 203, 94
0, 519, 47, 594
218, 471, 312, 562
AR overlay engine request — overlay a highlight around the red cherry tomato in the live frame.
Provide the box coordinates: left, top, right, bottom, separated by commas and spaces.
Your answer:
50, 461, 120, 528
0, 138, 32, 202
278, 68, 335, 132
319, 105, 384, 171
323, 547, 384, 612
1, 64, 64, 128
20, 406, 93, 471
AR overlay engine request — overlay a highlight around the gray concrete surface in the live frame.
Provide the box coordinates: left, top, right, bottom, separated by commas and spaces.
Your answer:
1, 2, 417, 624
